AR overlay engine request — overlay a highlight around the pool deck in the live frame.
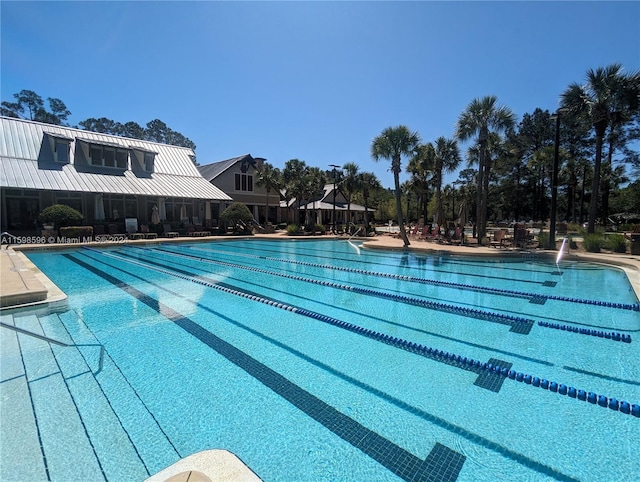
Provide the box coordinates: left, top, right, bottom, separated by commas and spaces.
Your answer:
1, 232, 638, 481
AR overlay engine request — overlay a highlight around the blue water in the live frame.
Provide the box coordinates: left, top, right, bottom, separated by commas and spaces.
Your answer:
2, 239, 639, 481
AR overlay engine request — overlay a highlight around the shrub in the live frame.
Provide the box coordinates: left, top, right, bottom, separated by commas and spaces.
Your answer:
39, 204, 83, 227
220, 202, 253, 234
603, 234, 628, 253
59, 226, 93, 239
286, 224, 301, 235
582, 233, 604, 253
537, 231, 550, 249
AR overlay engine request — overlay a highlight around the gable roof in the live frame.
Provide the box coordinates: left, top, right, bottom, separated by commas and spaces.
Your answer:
198, 154, 254, 181
0, 116, 232, 201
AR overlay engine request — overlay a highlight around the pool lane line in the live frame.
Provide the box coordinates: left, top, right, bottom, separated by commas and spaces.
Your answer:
77, 250, 584, 482
147, 246, 634, 342
144, 245, 533, 334
88, 248, 640, 419
167, 243, 639, 312
68, 252, 468, 482
538, 321, 631, 343
208, 239, 559, 278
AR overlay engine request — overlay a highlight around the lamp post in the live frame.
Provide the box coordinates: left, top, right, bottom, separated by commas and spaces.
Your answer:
329, 164, 340, 234
548, 108, 566, 250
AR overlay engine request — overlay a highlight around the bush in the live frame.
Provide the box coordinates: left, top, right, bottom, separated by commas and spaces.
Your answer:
286, 224, 301, 235
220, 202, 253, 234
603, 234, 628, 253
59, 226, 93, 239
39, 204, 83, 227
304, 223, 326, 235
582, 233, 604, 253
537, 231, 550, 249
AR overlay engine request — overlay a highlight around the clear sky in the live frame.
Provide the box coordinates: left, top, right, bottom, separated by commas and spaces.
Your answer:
2, 1, 639, 189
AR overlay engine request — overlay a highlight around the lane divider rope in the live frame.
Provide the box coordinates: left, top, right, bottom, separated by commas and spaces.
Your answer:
172, 243, 639, 312
84, 246, 640, 418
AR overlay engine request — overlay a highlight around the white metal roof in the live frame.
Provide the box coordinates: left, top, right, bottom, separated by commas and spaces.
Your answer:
0, 116, 232, 201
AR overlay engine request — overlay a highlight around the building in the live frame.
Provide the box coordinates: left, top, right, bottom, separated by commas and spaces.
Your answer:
295, 183, 374, 231
0, 116, 232, 235
198, 154, 282, 225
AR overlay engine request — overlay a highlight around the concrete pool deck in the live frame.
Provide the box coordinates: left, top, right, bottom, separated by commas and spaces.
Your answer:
1, 232, 638, 481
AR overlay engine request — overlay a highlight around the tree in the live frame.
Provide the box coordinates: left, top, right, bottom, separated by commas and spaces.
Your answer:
342, 162, 361, 231
561, 64, 640, 233
358, 172, 381, 231
220, 202, 254, 234
255, 162, 282, 224
456, 96, 515, 242
1, 89, 71, 125
371, 125, 421, 247
282, 159, 307, 224
298, 167, 326, 227
407, 143, 435, 224
433, 136, 461, 226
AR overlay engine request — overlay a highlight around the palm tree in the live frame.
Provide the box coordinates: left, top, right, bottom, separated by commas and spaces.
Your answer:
561, 64, 640, 233
255, 162, 281, 224
359, 172, 381, 232
433, 136, 461, 226
456, 96, 515, 243
282, 159, 307, 224
407, 143, 435, 224
300, 167, 326, 227
371, 126, 421, 247
342, 162, 361, 231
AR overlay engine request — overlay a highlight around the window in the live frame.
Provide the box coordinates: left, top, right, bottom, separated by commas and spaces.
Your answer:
235, 173, 253, 192
144, 152, 155, 172
88, 144, 128, 168
55, 140, 69, 163
115, 149, 127, 169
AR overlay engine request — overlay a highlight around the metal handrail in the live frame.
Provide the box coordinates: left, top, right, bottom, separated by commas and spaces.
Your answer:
1, 321, 105, 373
1, 231, 21, 249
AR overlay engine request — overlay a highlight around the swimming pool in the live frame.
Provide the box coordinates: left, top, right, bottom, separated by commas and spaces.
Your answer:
2, 239, 639, 481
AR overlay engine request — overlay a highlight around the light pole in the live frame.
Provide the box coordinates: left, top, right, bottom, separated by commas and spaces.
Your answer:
548, 108, 566, 250
329, 164, 340, 234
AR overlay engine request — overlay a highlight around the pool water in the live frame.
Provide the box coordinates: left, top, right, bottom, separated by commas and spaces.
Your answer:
1, 239, 639, 481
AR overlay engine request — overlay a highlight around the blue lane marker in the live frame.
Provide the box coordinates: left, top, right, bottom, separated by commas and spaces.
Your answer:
66, 253, 466, 482
89, 247, 640, 418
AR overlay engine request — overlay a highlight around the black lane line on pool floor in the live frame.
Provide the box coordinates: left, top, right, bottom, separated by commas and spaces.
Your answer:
64, 253, 466, 482
108, 247, 640, 417
72, 250, 580, 482
170, 243, 638, 312
114, 247, 517, 382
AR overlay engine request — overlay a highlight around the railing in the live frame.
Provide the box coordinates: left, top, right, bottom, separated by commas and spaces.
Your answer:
1, 231, 21, 249
1, 321, 105, 374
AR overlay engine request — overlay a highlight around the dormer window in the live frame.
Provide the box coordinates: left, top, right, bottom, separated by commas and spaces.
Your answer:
45, 132, 73, 164
88, 143, 129, 169
144, 152, 155, 172
55, 139, 70, 163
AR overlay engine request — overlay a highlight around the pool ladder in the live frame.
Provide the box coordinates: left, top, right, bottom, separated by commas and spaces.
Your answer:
0, 321, 105, 374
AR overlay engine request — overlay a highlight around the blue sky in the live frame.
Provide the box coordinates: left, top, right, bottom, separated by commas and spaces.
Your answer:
2, 1, 639, 189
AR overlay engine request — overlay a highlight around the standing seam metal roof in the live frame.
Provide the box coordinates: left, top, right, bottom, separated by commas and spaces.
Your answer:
0, 117, 232, 201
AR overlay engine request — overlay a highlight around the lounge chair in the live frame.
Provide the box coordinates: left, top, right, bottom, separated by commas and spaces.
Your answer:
163, 224, 179, 238
140, 224, 157, 240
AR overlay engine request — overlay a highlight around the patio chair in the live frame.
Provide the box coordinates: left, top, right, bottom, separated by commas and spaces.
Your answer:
140, 224, 157, 240
163, 224, 179, 238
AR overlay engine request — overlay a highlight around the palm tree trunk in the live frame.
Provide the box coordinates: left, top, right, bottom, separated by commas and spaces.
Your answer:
393, 158, 409, 247
476, 149, 485, 241
587, 133, 604, 234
